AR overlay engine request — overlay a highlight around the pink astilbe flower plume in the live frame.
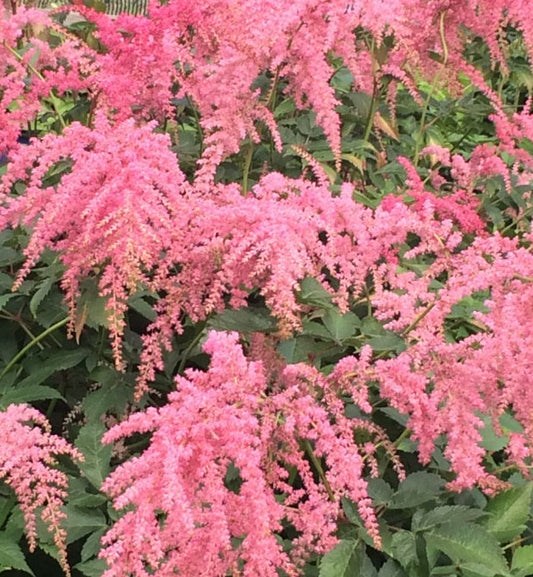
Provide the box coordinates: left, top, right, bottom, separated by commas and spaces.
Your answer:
101, 331, 392, 577
0, 113, 191, 369
0, 6, 96, 155
0, 404, 82, 576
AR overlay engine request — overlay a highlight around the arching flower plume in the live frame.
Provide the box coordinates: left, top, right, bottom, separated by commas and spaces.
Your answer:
0, 404, 82, 576
100, 331, 391, 577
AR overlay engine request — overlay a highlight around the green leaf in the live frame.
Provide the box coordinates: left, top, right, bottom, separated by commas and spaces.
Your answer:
319, 539, 362, 577
277, 335, 326, 363
322, 309, 360, 343
74, 558, 108, 577
367, 478, 394, 506
368, 333, 406, 353
0, 533, 34, 575
511, 545, 533, 577
82, 381, 132, 421
81, 528, 107, 562
128, 294, 157, 321
18, 348, 90, 389
75, 422, 113, 489
378, 559, 407, 577
424, 524, 508, 575
459, 562, 503, 577
29, 276, 56, 318
68, 478, 108, 509
209, 307, 277, 333
412, 506, 485, 532
390, 531, 418, 569
484, 484, 533, 542
0, 384, 64, 407
297, 277, 334, 308
63, 505, 107, 544
479, 416, 508, 452
389, 472, 444, 509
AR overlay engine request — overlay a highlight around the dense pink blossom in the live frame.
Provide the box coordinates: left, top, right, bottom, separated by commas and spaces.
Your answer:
3, 1, 533, 573
101, 331, 390, 576
0, 404, 81, 575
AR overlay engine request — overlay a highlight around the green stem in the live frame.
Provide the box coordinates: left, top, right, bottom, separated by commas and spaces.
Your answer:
186, 95, 204, 156
413, 11, 448, 166
303, 439, 335, 502
363, 38, 378, 143
401, 303, 435, 337
4, 42, 67, 130
0, 317, 68, 381
242, 141, 254, 193
177, 323, 206, 376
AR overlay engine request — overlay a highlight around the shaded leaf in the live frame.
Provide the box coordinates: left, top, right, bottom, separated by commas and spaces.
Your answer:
75, 422, 113, 489
389, 472, 444, 509
484, 484, 533, 542
0, 533, 34, 575
63, 505, 107, 544
425, 524, 508, 575
412, 506, 485, 532
209, 307, 277, 333
319, 539, 362, 577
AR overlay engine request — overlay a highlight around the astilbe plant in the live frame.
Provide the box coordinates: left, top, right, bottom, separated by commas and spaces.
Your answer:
0, 404, 81, 576
2, 0, 533, 575
100, 331, 392, 577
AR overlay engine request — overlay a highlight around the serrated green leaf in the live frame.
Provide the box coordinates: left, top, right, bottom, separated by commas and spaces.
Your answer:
74, 558, 108, 577
209, 307, 277, 333
322, 309, 359, 343
277, 335, 326, 363
389, 472, 444, 509
367, 478, 394, 506
459, 561, 502, 577
68, 478, 108, 509
18, 348, 89, 389
412, 506, 485, 532
378, 559, 407, 577
297, 277, 334, 308
511, 545, 533, 577
0, 533, 34, 575
63, 506, 107, 544
0, 293, 17, 310
81, 528, 106, 562
302, 319, 333, 339
82, 382, 132, 421
0, 384, 64, 407
425, 524, 508, 575
75, 422, 113, 489
319, 539, 362, 577
29, 276, 55, 318
390, 531, 418, 569
484, 484, 533, 542
128, 294, 157, 321
368, 333, 406, 353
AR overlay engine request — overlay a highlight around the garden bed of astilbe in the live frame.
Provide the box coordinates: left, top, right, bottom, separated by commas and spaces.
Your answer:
0, 1, 533, 576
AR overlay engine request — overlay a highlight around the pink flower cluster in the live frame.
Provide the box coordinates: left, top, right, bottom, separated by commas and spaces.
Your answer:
100, 331, 390, 576
3, 0, 533, 574
0, 404, 81, 576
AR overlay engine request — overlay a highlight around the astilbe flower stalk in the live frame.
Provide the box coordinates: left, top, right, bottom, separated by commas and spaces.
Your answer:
0, 6, 95, 155
373, 233, 533, 492
100, 331, 391, 577
0, 404, 81, 575
0, 113, 192, 369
